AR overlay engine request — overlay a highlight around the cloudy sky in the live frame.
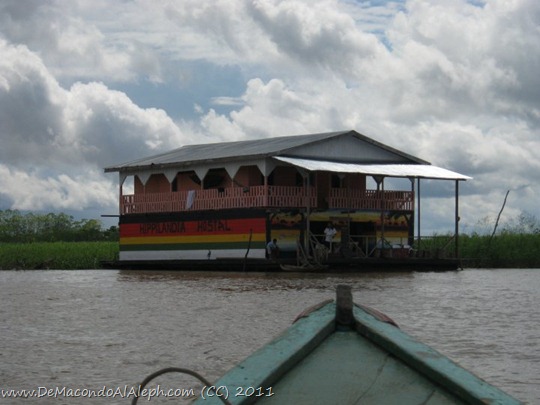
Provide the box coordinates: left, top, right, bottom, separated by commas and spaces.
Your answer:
1, 0, 539, 234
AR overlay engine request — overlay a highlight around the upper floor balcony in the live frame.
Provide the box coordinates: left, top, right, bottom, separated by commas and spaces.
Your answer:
120, 185, 413, 214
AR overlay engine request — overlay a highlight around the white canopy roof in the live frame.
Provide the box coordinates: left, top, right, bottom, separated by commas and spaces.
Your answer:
274, 156, 471, 180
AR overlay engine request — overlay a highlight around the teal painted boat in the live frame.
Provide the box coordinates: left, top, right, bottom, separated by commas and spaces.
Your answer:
132, 285, 522, 405
192, 285, 521, 405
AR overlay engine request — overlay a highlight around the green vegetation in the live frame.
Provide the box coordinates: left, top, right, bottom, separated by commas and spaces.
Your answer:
0, 241, 118, 270
0, 210, 118, 242
1, 210, 540, 269
419, 212, 540, 268
419, 233, 540, 268
0, 210, 119, 269
461, 233, 540, 268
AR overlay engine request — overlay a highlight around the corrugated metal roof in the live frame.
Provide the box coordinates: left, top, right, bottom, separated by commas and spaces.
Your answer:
105, 131, 347, 172
104, 130, 427, 172
274, 156, 471, 180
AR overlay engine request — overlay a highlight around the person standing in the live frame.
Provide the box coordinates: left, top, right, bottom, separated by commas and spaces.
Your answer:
324, 223, 337, 252
266, 238, 279, 260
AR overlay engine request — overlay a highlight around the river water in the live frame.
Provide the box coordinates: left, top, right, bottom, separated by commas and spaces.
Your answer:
0, 268, 538, 404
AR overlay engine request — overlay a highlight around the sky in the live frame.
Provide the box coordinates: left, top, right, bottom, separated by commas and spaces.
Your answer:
0, 0, 539, 234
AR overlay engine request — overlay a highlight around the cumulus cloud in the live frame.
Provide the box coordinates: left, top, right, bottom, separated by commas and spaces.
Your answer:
0, 38, 189, 212
246, 0, 393, 79
186, 0, 540, 230
0, 0, 138, 82
1, 0, 539, 232
386, 0, 540, 124
63, 81, 187, 167
0, 40, 66, 168
161, 0, 274, 63
0, 166, 116, 211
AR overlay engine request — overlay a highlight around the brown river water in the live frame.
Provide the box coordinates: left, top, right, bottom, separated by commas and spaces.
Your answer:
0, 268, 539, 404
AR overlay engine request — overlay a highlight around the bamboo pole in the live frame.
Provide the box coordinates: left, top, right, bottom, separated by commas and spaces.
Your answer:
489, 190, 510, 245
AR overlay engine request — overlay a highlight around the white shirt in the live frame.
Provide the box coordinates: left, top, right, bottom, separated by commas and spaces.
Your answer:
324, 227, 337, 242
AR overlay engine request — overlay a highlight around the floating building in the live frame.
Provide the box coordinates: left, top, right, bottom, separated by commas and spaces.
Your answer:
104, 130, 470, 271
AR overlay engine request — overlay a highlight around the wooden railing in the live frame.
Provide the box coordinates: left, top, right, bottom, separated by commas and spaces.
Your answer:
120, 186, 413, 214
121, 186, 316, 214
328, 189, 414, 211
267, 186, 317, 208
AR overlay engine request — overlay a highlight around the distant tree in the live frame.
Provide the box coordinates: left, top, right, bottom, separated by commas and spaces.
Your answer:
501, 211, 540, 235
77, 219, 103, 241
0, 210, 119, 242
103, 226, 119, 241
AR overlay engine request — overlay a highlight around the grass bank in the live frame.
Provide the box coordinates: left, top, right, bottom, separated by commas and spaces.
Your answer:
0, 242, 118, 270
1, 234, 539, 269
420, 233, 540, 268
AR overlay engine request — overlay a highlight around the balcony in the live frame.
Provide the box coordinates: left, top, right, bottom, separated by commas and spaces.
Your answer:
120, 186, 413, 214
328, 189, 414, 211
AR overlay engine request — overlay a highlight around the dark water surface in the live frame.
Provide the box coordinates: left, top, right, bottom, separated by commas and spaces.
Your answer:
1, 269, 538, 404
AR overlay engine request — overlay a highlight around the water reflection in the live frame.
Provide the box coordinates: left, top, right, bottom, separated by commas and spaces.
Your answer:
117, 269, 416, 292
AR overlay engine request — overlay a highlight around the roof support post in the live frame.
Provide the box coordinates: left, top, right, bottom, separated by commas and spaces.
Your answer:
263, 175, 268, 206
417, 178, 421, 249
119, 173, 125, 215
409, 177, 415, 246
303, 170, 311, 253
381, 177, 385, 246
455, 180, 459, 258
373, 175, 385, 249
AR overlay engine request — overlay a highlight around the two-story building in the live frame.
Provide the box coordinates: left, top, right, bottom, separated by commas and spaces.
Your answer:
104, 130, 470, 270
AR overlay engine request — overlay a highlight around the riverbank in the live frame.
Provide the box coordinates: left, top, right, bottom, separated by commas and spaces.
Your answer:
424, 233, 540, 268
0, 242, 118, 270
1, 233, 539, 269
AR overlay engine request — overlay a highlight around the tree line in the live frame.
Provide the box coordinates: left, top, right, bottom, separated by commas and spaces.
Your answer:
0, 210, 118, 243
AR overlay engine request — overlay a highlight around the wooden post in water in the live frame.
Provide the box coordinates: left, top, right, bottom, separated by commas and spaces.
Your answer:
243, 229, 253, 272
